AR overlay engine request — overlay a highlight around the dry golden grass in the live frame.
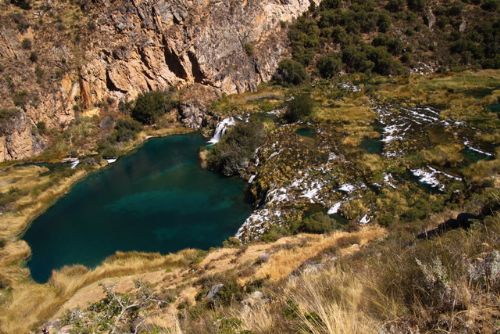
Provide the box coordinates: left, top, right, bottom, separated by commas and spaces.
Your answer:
211, 85, 286, 115
283, 266, 383, 334
0, 166, 87, 241
254, 226, 386, 282
0, 249, 201, 333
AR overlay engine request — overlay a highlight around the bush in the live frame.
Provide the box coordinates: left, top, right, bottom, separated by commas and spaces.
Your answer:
36, 121, 47, 135
10, 0, 31, 9
243, 42, 255, 57
481, 0, 498, 11
273, 59, 307, 86
113, 119, 142, 142
407, 0, 426, 11
208, 119, 266, 176
29, 52, 38, 62
13, 90, 29, 108
316, 55, 342, 78
298, 212, 344, 234
21, 38, 32, 50
377, 13, 392, 32
386, 0, 405, 12
97, 140, 119, 159
131, 91, 174, 125
285, 93, 314, 123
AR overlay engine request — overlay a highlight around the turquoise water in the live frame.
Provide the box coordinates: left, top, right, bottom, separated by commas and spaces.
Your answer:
296, 127, 316, 138
486, 103, 500, 113
360, 137, 383, 154
23, 134, 252, 283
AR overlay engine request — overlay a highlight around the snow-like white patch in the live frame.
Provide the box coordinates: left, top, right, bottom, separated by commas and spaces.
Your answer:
463, 139, 494, 157
248, 175, 256, 184
383, 173, 397, 189
411, 166, 461, 191
328, 202, 342, 215
267, 187, 290, 204
328, 152, 338, 162
411, 168, 443, 191
339, 183, 356, 193
63, 158, 80, 169
268, 149, 283, 160
300, 180, 323, 201
208, 117, 236, 144
359, 215, 371, 225
236, 209, 283, 240
339, 82, 361, 93
106, 158, 117, 164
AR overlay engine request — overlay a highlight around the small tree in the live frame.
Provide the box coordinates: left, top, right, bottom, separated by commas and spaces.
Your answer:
273, 59, 308, 86
285, 93, 314, 123
131, 91, 173, 125
113, 119, 142, 142
21, 38, 32, 50
208, 119, 266, 176
317, 55, 342, 78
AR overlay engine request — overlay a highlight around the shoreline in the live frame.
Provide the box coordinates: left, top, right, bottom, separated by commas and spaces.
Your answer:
0, 126, 196, 283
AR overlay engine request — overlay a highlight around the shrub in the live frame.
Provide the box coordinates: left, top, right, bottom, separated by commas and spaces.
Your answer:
481, 0, 499, 11
97, 140, 119, 159
243, 42, 255, 57
273, 59, 307, 86
21, 38, 32, 50
386, 0, 405, 12
13, 91, 29, 108
29, 52, 38, 62
10, 0, 31, 10
208, 119, 266, 176
131, 91, 174, 125
377, 13, 392, 32
407, 0, 426, 11
298, 212, 343, 234
316, 54, 342, 78
36, 121, 47, 135
113, 119, 142, 142
285, 93, 314, 123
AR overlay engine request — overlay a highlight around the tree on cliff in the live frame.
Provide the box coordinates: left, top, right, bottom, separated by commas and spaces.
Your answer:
131, 91, 175, 125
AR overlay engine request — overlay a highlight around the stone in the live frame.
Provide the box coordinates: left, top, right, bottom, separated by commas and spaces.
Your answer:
205, 283, 224, 301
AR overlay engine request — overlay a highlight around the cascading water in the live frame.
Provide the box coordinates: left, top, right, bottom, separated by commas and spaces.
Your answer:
208, 117, 236, 144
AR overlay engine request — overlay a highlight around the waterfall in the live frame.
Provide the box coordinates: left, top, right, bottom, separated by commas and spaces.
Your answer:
208, 117, 236, 144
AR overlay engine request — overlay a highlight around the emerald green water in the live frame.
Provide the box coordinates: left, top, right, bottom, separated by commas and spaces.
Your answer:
23, 134, 252, 283
296, 127, 316, 138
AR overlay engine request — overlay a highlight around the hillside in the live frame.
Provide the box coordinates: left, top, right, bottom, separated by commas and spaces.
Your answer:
0, 0, 498, 333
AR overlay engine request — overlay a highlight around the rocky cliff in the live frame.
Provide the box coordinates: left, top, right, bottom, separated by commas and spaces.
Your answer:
0, 0, 317, 162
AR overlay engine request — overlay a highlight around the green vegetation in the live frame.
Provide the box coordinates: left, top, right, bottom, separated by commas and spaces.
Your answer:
316, 54, 342, 78
208, 119, 266, 176
21, 38, 32, 50
131, 91, 176, 125
281, 0, 500, 80
273, 59, 308, 86
0, 108, 19, 133
112, 119, 142, 143
285, 93, 314, 123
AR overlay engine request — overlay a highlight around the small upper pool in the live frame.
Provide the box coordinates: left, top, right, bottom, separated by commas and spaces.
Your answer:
296, 127, 316, 138
23, 134, 252, 282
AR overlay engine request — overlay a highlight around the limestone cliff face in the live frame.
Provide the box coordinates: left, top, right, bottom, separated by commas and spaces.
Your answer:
0, 0, 316, 162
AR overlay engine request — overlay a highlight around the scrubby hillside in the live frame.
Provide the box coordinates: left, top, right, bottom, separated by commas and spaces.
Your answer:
0, 1, 498, 333
280, 0, 499, 79
0, 0, 316, 162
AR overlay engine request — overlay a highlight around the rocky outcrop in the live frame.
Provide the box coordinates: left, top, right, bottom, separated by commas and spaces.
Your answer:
80, 0, 317, 102
0, 111, 44, 162
0, 0, 316, 162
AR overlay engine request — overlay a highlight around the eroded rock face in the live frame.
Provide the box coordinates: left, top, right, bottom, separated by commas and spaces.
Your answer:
81, 0, 316, 100
0, 111, 44, 162
0, 0, 316, 162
